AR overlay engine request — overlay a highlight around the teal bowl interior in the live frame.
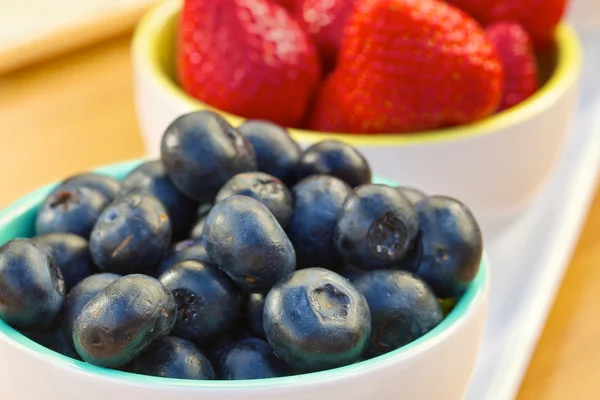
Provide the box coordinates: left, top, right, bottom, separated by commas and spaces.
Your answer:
0, 159, 488, 388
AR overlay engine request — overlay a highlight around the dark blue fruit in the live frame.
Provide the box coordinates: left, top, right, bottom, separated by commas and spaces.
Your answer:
90, 192, 172, 275
190, 202, 212, 239
396, 186, 427, 205
245, 292, 266, 339
35, 233, 95, 290
156, 237, 212, 277
217, 338, 291, 380
158, 260, 240, 344
263, 267, 371, 372
353, 270, 443, 358
334, 184, 418, 270
161, 110, 257, 202
289, 175, 351, 270
133, 336, 216, 380
412, 196, 483, 298
0, 239, 65, 329
20, 324, 80, 359
238, 120, 301, 186
73, 274, 176, 368
36, 187, 109, 238
189, 217, 206, 239
295, 140, 371, 188
234, 323, 256, 340
119, 160, 198, 238
197, 203, 213, 219
204, 195, 296, 291
203, 321, 256, 366
338, 263, 368, 283
61, 273, 121, 348
395, 237, 422, 273
216, 172, 293, 229
204, 333, 236, 366
51, 172, 120, 202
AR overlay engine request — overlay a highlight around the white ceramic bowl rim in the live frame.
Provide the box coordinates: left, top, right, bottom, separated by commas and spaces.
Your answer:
0, 159, 489, 389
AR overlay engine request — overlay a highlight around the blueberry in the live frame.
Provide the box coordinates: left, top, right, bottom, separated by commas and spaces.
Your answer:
73, 274, 177, 368
396, 186, 427, 205
203, 332, 237, 366
0, 239, 65, 329
353, 270, 443, 358
190, 203, 212, 238
334, 184, 418, 270
61, 273, 121, 349
90, 192, 172, 275
189, 217, 206, 239
216, 172, 293, 229
217, 338, 291, 380
158, 260, 240, 344
244, 292, 266, 339
263, 268, 371, 372
161, 111, 257, 202
119, 161, 198, 238
295, 140, 371, 188
35, 233, 95, 290
200, 321, 255, 366
197, 203, 213, 219
51, 173, 120, 202
36, 187, 109, 238
200, 318, 255, 367
234, 321, 256, 340
338, 263, 368, 283
412, 196, 483, 298
156, 237, 212, 277
204, 195, 296, 291
133, 336, 216, 380
395, 235, 423, 273
238, 120, 301, 186
289, 175, 351, 270
20, 324, 80, 359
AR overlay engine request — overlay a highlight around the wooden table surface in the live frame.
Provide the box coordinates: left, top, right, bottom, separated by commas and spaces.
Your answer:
0, 33, 599, 399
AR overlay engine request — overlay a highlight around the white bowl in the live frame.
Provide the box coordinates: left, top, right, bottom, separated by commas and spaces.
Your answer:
131, 0, 582, 238
0, 160, 490, 400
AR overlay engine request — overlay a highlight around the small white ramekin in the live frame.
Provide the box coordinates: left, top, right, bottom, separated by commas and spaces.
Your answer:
131, 0, 582, 237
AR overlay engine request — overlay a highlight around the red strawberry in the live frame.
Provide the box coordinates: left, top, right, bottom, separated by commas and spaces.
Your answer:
299, 0, 359, 72
312, 0, 503, 134
485, 21, 539, 112
445, 0, 567, 48
178, 0, 322, 128
306, 75, 349, 132
271, 0, 303, 14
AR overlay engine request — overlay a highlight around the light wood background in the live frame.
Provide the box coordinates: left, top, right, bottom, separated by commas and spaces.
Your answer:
0, 0, 156, 74
0, 33, 599, 399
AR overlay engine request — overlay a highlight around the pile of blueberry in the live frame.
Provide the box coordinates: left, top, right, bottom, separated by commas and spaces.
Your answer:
0, 110, 483, 380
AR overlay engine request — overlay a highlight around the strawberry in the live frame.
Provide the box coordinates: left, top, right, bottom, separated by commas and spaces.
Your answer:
310, 0, 503, 134
177, 0, 322, 128
299, 0, 359, 72
485, 21, 539, 112
444, 0, 567, 48
271, 0, 303, 14
306, 75, 349, 132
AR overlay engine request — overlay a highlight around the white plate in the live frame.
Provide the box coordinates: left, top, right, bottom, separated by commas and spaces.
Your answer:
464, 34, 600, 400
